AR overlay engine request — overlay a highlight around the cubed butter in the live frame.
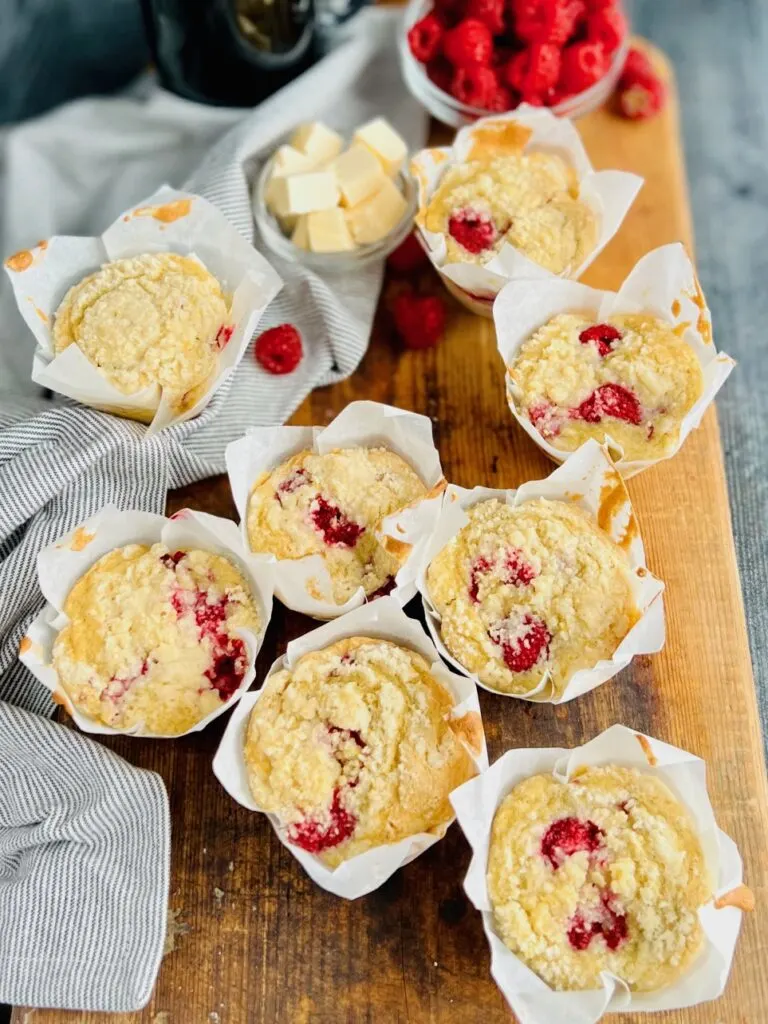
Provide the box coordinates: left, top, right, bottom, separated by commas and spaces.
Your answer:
331, 144, 386, 208
271, 144, 314, 178
268, 170, 339, 217
291, 215, 310, 250
353, 117, 407, 178
345, 176, 408, 245
290, 121, 343, 167
307, 208, 355, 253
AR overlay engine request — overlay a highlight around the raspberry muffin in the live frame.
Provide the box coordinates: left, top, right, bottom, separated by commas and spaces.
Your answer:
426, 498, 639, 696
52, 543, 261, 735
487, 766, 712, 991
247, 447, 428, 605
509, 312, 704, 461
53, 252, 231, 412
424, 152, 597, 274
244, 637, 478, 867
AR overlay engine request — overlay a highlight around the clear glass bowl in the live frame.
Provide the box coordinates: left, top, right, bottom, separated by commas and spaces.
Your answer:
253, 157, 419, 273
398, 0, 630, 128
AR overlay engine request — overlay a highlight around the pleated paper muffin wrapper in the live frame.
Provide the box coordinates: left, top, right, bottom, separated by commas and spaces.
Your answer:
226, 400, 447, 620
495, 243, 736, 477
19, 505, 274, 738
450, 724, 748, 1024
212, 596, 488, 899
4, 185, 282, 434
409, 105, 643, 317
416, 439, 664, 703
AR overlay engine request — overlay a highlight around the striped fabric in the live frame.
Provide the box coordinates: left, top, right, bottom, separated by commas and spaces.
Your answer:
0, 702, 170, 1011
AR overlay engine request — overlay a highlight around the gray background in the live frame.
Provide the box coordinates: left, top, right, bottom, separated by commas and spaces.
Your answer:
634, 0, 768, 747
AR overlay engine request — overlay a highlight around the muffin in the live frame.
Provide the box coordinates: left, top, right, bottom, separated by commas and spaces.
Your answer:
244, 637, 478, 867
487, 765, 712, 991
52, 543, 261, 734
425, 498, 639, 696
53, 252, 231, 412
424, 152, 597, 274
246, 446, 428, 605
508, 312, 704, 461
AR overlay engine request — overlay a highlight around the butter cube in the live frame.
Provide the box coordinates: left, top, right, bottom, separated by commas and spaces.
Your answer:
291, 215, 310, 250
268, 171, 339, 218
331, 144, 386, 208
353, 118, 407, 178
345, 176, 408, 245
271, 144, 314, 178
307, 208, 355, 253
290, 121, 343, 167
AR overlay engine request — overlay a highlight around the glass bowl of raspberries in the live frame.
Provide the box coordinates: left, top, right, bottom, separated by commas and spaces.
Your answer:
400, 0, 630, 126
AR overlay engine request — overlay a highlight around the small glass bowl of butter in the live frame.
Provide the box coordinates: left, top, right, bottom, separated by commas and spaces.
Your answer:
253, 118, 418, 272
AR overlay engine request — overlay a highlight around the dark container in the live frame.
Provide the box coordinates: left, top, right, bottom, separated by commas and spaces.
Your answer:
140, 0, 319, 106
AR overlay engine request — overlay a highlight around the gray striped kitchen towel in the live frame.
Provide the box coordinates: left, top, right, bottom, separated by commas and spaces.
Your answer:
0, 6, 428, 716
0, 702, 170, 1011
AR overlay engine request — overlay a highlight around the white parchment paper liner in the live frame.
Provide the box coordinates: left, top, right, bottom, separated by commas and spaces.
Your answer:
226, 400, 447, 619
450, 723, 746, 1024
495, 243, 736, 477
416, 439, 664, 702
19, 505, 274, 738
5, 185, 282, 434
213, 596, 488, 899
410, 105, 642, 311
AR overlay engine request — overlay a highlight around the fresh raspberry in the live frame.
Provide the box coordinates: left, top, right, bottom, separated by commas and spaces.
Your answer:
576, 382, 642, 425
568, 892, 629, 951
541, 817, 604, 870
287, 788, 357, 853
621, 45, 654, 82
617, 69, 666, 120
586, 4, 626, 53
443, 18, 494, 68
578, 322, 621, 356
448, 207, 498, 254
254, 324, 303, 375
489, 614, 551, 673
408, 13, 444, 64
427, 58, 454, 94
387, 232, 430, 274
433, 0, 467, 26
393, 292, 447, 350
309, 495, 365, 547
559, 39, 609, 94
504, 42, 561, 101
450, 63, 498, 107
513, 0, 585, 45
466, 0, 506, 34
486, 82, 516, 112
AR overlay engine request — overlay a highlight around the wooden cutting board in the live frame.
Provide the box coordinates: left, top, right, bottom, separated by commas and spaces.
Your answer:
14, 43, 767, 1024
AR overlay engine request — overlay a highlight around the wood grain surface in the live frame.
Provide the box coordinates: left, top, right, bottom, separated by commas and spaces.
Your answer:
14, 45, 767, 1024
